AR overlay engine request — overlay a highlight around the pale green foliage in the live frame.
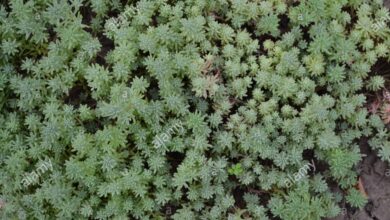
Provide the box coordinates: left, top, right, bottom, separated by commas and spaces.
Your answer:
1, 0, 390, 219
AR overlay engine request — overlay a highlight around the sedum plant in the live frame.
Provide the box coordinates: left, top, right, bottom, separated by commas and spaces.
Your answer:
1, 0, 390, 219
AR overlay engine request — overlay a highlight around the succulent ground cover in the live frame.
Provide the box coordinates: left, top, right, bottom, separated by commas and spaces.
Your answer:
1, 0, 390, 219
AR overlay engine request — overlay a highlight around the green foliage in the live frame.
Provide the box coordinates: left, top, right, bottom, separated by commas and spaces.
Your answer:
228, 163, 243, 176
269, 181, 340, 220
346, 188, 368, 209
1, 0, 390, 219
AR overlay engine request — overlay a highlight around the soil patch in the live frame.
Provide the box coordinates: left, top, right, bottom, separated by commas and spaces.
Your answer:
325, 140, 390, 220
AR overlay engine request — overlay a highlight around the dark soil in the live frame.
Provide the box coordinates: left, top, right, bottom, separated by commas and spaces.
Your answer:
386, 0, 390, 11
325, 140, 390, 220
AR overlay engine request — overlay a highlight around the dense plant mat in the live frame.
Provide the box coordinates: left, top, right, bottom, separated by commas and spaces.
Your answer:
1, 0, 390, 219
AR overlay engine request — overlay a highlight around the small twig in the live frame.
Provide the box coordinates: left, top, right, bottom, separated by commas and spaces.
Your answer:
247, 188, 270, 195
0, 199, 5, 209
310, 159, 316, 173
